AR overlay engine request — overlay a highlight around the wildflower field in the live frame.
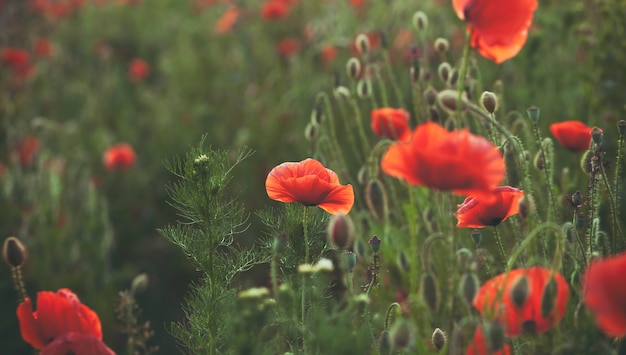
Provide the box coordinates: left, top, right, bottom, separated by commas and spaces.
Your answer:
2, 0, 626, 354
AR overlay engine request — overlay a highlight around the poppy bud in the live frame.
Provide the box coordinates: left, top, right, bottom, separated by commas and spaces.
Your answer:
424, 86, 437, 106
410, 63, 421, 82
618, 120, 626, 136
355, 34, 371, 55
357, 79, 372, 99
379, 330, 392, 355
304, 122, 318, 142
368, 235, 382, 253
580, 149, 593, 174
437, 90, 468, 113
390, 319, 414, 349
541, 277, 558, 318
526, 106, 540, 124
365, 179, 388, 220
421, 272, 439, 312
518, 195, 534, 220
484, 322, 506, 352
343, 251, 357, 272
334, 86, 351, 100
590, 126, 603, 146
571, 190, 584, 207
273, 233, 287, 253
522, 150, 531, 162
562, 222, 576, 243
460, 273, 479, 308
412, 11, 428, 31
131, 272, 149, 295
510, 275, 529, 308
533, 151, 545, 171
433, 38, 449, 54
327, 213, 355, 250
2, 236, 27, 268
448, 69, 459, 87
480, 91, 498, 114
379, 31, 389, 49
355, 239, 367, 259
310, 105, 325, 125
346, 57, 361, 80
431, 328, 447, 352
471, 229, 482, 246
397, 251, 411, 272
437, 62, 451, 83
430, 107, 440, 123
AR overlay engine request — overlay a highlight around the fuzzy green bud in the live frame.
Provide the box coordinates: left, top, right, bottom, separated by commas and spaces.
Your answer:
334, 86, 351, 100
424, 86, 437, 106
304, 122, 318, 142
618, 120, 626, 136
437, 62, 451, 83
346, 57, 361, 80
437, 89, 468, 113
357, 79, 372, 99
431, 328, 447, 352
365, 179, 388, 221
342, 251, 357, 272
580, 149, 593, 174
591, 126, 603, 146
471, 229, 482, 246
460, 273, 479, 308
533, 151, 545, 171
310, 104, 325, 125
368, 235, 382, 253
421, 272, 439, 312
397, 251, 411, 272
448, 69, 459, 87
3, 236, 27, 268
390, 319, 414, 349
327, 213, 355, 250
355, 34, 371, 55
412, 11, 428, 31
379, 330, 392, 355
480, 91, 498, 114
433, 38, 449, 54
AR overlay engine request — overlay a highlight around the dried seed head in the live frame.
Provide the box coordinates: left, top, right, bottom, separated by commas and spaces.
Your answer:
437, 62, 451, 83
3, 236, 27, 268
431, 328, 447, 352
421, 272, 439, 312
327, 213, 355, 250
433, 38, 449, 54
510, 275, 530, 308
413, 11, 428, 31
346, 57, 362, 80
460, 273, 479, 308
365, 179, 388, 220
480, 91, 498, 114
526, 106, 540, 124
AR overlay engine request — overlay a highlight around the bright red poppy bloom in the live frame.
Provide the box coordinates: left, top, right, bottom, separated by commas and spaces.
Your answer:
128, 58, 150, 83
549, 120, 593, 152
261, 0, 289, 20
582, 251, 626, 337
103, 143, 136, 171
265, 158, 354, 214
17, 288, 103, 350
473, 267, 569, 337
371, 108, 411, 141
42, 332, 115, 355
455, 186, 524, 228
452, 0, 538, 63
1, 48, 34, 80
466, 325, 511, 355
381, 122, 505, 199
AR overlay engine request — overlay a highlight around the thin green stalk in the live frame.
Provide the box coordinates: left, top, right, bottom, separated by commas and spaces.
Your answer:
600, 161, 624, 251
348, 96, 373, 158
374, 65, 389, 107
336, 95, 365, 162
455, 31, 472, 128
384, 302, 401, 330
531, 122, 558, 222
615, 130, 625, 246
493, 226, 508, 270
301, 206, 310, 352
383, 52, 403, 105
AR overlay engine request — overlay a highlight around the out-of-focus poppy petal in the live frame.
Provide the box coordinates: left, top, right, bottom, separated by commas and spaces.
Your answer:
42, 332, 115, 355
466, 325, 511, 355
549, 121, 594, 152
455, 186, 524, 228
370, 108, 411, 141
317, 184, 355, 215
17, 298, 47, 350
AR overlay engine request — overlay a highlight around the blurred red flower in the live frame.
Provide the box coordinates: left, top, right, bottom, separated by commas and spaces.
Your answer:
276, 37, 301, 58
265, 158, 354, 214
381, 122, 505, 199
466, 325, 511, 355
17, 288, 103, 350
214, 5, 239, 34
103, 143, 136, 171
320, 45, 337, 65
549, 120, 593, 152
18, 136, 40, 167
370, 108, 411, 141
42, 332, 114, 355
128, 58, 150, 82
582, 251, 626, 337
452, 0, 538, 63
29, 0, 85, 18
1, 48, 34, 80
261, 0, 290, 20
455, 186, 524, 228
33, 38, 53, 58
473, 267, 569, 337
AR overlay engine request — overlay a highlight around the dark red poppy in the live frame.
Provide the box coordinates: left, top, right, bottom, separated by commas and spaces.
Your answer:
582, 251, 626, 337
466, 325, 511, 355
17, 288, 103, 350
42, 332, 114, 355
265, 158, 354, 214
103, 143, 136, 171
18, 136, 40, 167
473, 267, 569, 337
381, 122, 505, 199
261, 0, 289, 20
128, 58, 150, 82
455, 186, 524, 228
371, 108, 411, 141
452, 0, 538, 63
1, 48, 34, 80
549, 120, 593, 152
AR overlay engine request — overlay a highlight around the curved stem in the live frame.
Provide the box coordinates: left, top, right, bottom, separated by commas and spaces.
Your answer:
384, 302, 401, 330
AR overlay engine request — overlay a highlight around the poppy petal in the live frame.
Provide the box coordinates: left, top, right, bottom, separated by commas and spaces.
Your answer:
17, 298, 47, 350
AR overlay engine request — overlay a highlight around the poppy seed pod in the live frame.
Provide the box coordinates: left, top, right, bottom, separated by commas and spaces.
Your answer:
346, 57, 361, 80
412, 11, 428, 31
437, 62, 451, 83
368, 235, 382, 253
480, 91, 498, 114
510, 275, 530, 308
3, 236, 27, 268
431, 328, 447, 352
355, 33, 371, 55
434, 38, 449, 54
527, 106, 540, 123
421, 272, 439, 312
327, 213, 355, 250
618, 120, 626, 136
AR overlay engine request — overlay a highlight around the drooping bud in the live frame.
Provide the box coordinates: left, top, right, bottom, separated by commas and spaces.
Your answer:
590, 126, 603, 146
131, 272, 149, 295
334, 86, 351, 100
304, 122, 318, 142
437, 89, 468, 113
533, 151, 545, 171
580, 149, 593, 174
424, 86, 437, 106
368, 235, 382, 254
355, 34, 371, 55
562, 222, 576, 243
357, 79, 372, 99
327, 213, 355, 250
365, 179, 388, 221
618, 120, 626, 136
460, 273, 479, 308
412, 11, 428, 31
448, 69, 459, 87
390, 319, 414, 349
510, 275, 530, 308
429, 107, 440, 123
310, 104, 325, 125
346, 57, 362, 80
541, 277, 558, 318
421, 272, 439, 312
431, 328, 447, 352
518, 195, 535, 220
437, 62, 451, 83
2, 236, 27, 268
379, 330, 392, 355
526, 106, 540, 124
433, 38, 449, 54
480, 91, 498, 114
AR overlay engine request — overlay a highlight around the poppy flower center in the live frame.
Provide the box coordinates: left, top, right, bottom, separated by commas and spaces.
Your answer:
522, 320, 537, 334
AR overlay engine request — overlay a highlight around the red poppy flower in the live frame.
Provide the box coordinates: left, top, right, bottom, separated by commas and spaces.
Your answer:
42, 332, 114, 355
1, 48, 34, 80
17, 288, 103, 350
371, 108, 411, 141
128, 58, 150, 83
473, 267, 569, 337
103, 143, 136, 171
33, 38, 53, 58
452, 0, 538, 63
214, 5, 239, 34
18, 136, 40, 167
466, 325, 511, 355
455, 186, 524, 228
549, 120, 593, 153
320, 45, 337, 65
381, 122, 505, 199
276, 37, 301, 58
582, 251, 626, 337
261, 0, 289, 20
265, 158, 354, 214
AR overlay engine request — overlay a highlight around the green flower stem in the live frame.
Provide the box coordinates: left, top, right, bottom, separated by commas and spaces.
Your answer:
531, 122, 558, 222
384, 302, 401, 330
383, 51, 403, 106
507, 223, 564, 272
336, 95, 365, 162
455, 30, 472, 128
374, 65, 390, 107
614, 131, 625, 246
600, 161, 624, 251
493, 226, 508, 270
572, 214, 587, 268
300, 205, 310, 353
348, 96, 373, 158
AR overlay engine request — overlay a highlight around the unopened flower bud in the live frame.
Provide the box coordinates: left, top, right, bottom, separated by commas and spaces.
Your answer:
310, 105, 325, 125
421, 272, 439, 312
591, 126, 603, 146
327, 213, 355, 250
397, 251, 411, 272
357, 79, 372, 99
368, 235, 382, 253
460, 273, 479, 308
390, 319, 414, 349
471, 229, 482, 246
533, 151, 545, 171
518, 195, 535, 220
437, 62, 451, 83
448, 69, 459, 87
379, 330, 392, 355
480, 91, 498, 114
580, 149, 593, 174
355, 34, 371, 55
433, 38, 449, 54
346, 57, 361, 80
365, 179, 388, 220
618, 120, 626, 136
431, 328, 447, 352
510, 275, 529, 308
526, 106, 540, 124
437, 89, 468, 113
413, 11, 428, 31
343, 251, 357, 272
334, 86, 351, 100
3, 236, 27, 268
424, 86, 437, 106
429, 107, 440, 123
